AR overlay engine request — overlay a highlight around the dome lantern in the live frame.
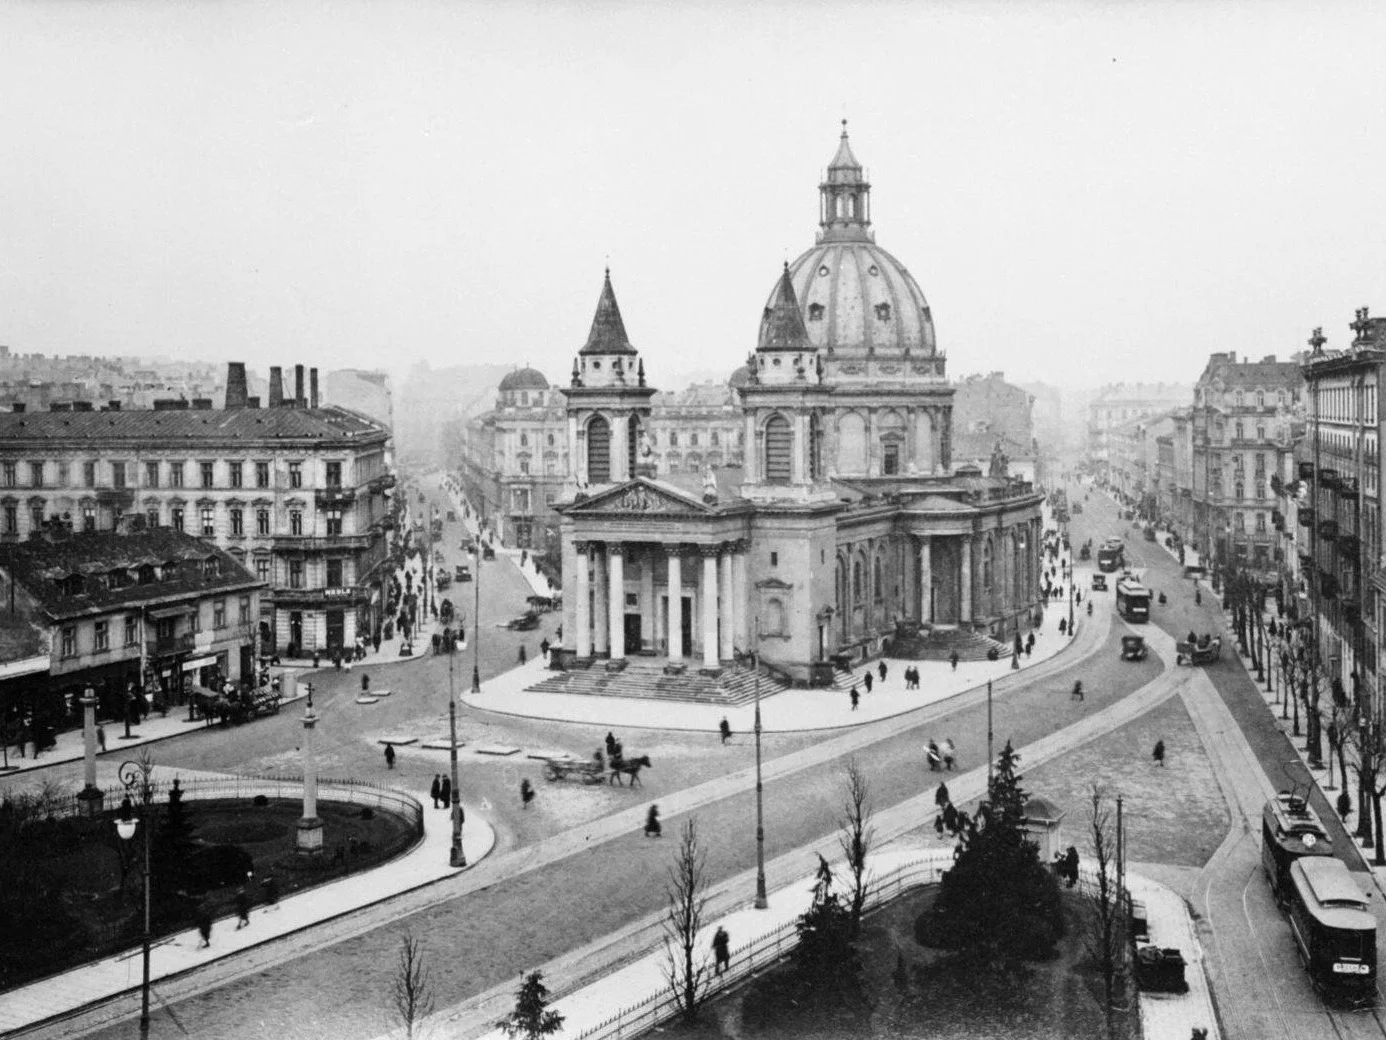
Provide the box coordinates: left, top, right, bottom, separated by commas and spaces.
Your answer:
819, 120, 873, 244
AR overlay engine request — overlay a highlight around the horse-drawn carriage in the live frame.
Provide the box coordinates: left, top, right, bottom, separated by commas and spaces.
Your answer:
1175, 637, 1222, 666
541, 755, 606, 784
194, 685, 282, 726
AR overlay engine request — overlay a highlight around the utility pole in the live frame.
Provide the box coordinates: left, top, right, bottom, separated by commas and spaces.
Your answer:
753, 637, 767, 909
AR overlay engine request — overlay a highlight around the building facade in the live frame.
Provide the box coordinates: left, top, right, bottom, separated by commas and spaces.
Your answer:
0, 526, 263, 735
0, 362, 395, 657
554, 129, 1043, 682
952, 372, 1044, 486
1087, 382, 1193, 478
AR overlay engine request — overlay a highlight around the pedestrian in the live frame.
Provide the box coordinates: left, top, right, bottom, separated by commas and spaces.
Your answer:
430, 774, 442, 809
197, 906, 213, 948
1195, 589, 1202, 606
605, 731, 617, 759
1063, 846, 1079, 888
927, 740, 941, 771
849, 686, 860, 711
540, 637, 550, 661
1058, 618, 1067, 636
878, 661, 887, 684
1338, 790, 1353, 821
439, 774, 452, 808
864, 671, 873, 694
361, 673, 370, 692
644, 804, 662, 838
263, 873, 279, 907
97, 723, 107, 753
949, 650, 959, 672
520, 778, 535, 809
235, 883, 251, 929
384, 744, 396, 770
1153, 739, 1166, 766
712, 925, 731, 975
719, 717, 731, 744
942, 738, 955, 770
1072, 680, 1084, 701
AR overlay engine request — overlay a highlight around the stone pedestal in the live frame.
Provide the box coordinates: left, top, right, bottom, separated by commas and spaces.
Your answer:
296, 816, 324, 855
76, 785, 104, 818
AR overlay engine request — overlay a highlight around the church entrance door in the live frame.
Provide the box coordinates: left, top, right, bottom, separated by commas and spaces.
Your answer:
624, 614, 643, 654
681, 597, 693, 658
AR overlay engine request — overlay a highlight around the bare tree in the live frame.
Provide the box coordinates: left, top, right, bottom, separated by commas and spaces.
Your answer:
837, 759, 874, 937
1350, 721, 1386, 865
392, 931, 435, 1040
1083, 785, 1127, 1040
662, 817, 710, 1023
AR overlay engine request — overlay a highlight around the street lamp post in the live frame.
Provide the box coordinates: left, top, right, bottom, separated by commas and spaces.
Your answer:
121, 681, 138, 740
753, 640, 767, 910
116, 755, 155, 1040
78, 687, 104, 817
448, 647, 466, 868
471, 545, 482, 695
986, 679, 994, 787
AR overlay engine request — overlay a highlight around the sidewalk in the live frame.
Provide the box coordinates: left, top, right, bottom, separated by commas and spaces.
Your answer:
0, 764, 496, 1036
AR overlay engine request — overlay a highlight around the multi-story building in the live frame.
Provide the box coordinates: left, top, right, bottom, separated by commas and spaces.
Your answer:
1189, 352, 1304, 581
0, 525, 263, 736
1300, 313, 1384, 707
0, 362, 394, 657
1108, 411, 1178, 514
648, 381, 746, 475
1087, 382, 1192, 478
952, 372, 1044, 485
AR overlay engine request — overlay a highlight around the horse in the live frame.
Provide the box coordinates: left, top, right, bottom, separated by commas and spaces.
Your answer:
610, 754, 652, 787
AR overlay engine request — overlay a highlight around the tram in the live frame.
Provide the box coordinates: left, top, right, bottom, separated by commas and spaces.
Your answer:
1262, 791, 1334, 906
1114, 576, 1151, 623
1097, 539, 1125, 573
1287, 857, 1377, 1003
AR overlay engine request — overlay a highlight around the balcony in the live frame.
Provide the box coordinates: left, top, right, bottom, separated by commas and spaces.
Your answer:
1319, 519, 1339, 541
146, 633, 195, 657
1338, 477, 1360, 499
1319, 468, 1340, 488
1299, 462, 1315, 480
315, 487, 356, 508
1339, 534, 1361, 560
273, 532, 376, 553
1321, 573, 1339, 599
368, 474, 397, 494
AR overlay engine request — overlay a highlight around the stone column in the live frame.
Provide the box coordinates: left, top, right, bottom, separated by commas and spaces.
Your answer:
701, 547, 720, 670
744, 413, 758, 483
719, 547, 735, 660
919, 537, 933, 623
960, 535, 973, 622
77, 689, 103, 816
593, 543, 609, 656
569, 415, 582, 483
575, 541, 592, 658
639, 550, 654, 651
732, 543, 749, 649
608, 544, 625, 660
297, 692, 323, 856
667, 548, 684, 662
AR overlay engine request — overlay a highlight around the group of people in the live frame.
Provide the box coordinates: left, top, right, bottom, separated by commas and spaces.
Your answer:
1184, 630, 1215, 649
901, 666, 922, 689
429, 772, 454, 808
926, 738, 956, 771
1053, 845, 1080, 887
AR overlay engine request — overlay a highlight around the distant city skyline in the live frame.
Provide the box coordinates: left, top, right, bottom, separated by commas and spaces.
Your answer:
2, 2, 1383, 391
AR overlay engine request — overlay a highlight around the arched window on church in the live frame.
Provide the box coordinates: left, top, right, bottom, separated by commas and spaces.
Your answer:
628, 415, 640, 475
852, 557, 863, 601
982, 539, 993, 589
764, 415, 792, 484
809, 413, 822, 479
873, 556, 883, 603
587, 415, 611, 483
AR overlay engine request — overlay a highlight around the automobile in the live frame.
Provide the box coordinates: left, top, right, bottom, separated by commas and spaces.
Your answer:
455, 564, 472, 582
436, 572, 452, 590
1143, 526, 1157, 542
482, 544, 496, 560
431, 530, 443, 542
1120, 635, 1148, 662
446, 510, 457, 522
506, 611, 541, 631
1072, 502, 1083, 514
1091, 574, 1108, 592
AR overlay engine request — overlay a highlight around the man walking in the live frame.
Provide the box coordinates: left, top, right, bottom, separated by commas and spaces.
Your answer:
430, 774, 442, 809
849, 686, 860, 711
719, 717, 731, 744
712, 926, 731, 976
950, 650, 959, 672
878, 661, 887, 684
1153, 739, 1166, 767
235, 882, 252, 929
864, 671, 873, 694
439, 774, 452, 810
384, 744, 396, 770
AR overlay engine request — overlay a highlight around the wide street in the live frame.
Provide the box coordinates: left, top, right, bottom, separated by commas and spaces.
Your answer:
12, 474, 1386, 1040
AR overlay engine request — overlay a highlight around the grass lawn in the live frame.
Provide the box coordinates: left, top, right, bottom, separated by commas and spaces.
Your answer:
0, 797, 417, 992
667, 887, 1139, 1040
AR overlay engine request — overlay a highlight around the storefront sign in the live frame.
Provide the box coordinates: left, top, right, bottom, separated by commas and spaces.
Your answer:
182, 655, 217, 672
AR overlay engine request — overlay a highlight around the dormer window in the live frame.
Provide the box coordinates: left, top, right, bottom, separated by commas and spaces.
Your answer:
203, 557, 219, 580
808, 303, 824, 322
59, 573, 84, 596
875, 303, 892, 322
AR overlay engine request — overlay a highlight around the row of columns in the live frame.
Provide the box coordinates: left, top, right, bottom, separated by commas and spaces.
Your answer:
573, 540, 747, 670
916, 521, 1040, 624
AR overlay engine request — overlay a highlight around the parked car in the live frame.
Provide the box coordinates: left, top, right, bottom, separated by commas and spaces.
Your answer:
436, 573, 452, 590
1091, 574, 1108, 592
507, 611, 541, 631
455, 563, 472, 582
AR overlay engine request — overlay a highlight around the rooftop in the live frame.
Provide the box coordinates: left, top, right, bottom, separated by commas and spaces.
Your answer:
0, 403, 389, 446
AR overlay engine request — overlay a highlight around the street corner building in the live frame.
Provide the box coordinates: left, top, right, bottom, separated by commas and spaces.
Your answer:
0, 525, 264, 740
551, 127, 1045, 686
0, 362, 396, 661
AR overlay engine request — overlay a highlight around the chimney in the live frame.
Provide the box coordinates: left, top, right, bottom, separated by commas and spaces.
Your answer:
269, 367, 284, 407
225, 362, 248, 409
108, 400, 121, 411
246, 396, 261, 409
294, 364, 305, 407
310, 367, 319, 409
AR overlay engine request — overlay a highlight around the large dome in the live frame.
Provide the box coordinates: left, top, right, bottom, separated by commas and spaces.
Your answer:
498, 366, 550, 392
779, 241, 936, 356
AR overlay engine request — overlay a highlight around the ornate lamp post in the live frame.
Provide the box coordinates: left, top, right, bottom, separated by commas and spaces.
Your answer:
470, 544, 482, 694
77, 687, 103, 817
115, 755, 155, 1039
448, 645, 466, 868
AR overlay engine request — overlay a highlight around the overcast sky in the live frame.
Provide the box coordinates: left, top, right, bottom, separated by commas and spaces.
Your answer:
2, 1, 1384, 394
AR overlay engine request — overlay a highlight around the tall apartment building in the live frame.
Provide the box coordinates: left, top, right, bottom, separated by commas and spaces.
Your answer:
1087, 382, 1192, 477
0, 362, 395, 656
1189, 352, 1303, 579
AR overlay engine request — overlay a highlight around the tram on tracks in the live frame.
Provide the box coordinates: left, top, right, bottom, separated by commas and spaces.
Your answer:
1262, 790, 1334, 907
1287, 857, 1377, 1004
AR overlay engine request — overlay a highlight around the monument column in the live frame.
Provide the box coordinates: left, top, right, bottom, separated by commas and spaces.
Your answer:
608, 543, 625, 660
574, 541, 592, 658
960, 534, 973, 622
701, 547, 720, 670
719, 547, 735, 660
667, 547, 684, 662
918, 536, 933, 624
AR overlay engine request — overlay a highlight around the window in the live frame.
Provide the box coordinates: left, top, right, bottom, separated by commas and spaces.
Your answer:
513, 488, 531, 513
1256, 512, 1267, 533
57, 462, 68, 485
171, 507, 184, 532
82, 461, 95, 487
1257, 391, 1265, 408
146, 507, 159, 529
229, 462, 243, 489
326, 558, 344, 587
875, 302, 892, 321
326, 461, 341, 488
326, 509, 342, 536
669, 432, 679, 448
1256, 425, 1265, 442
808, 303, 825, 322
289, 462, 303, 489
257, 509, 270, 536
230, 508, 244, 536
3, 463, 16, 488
1254, 453, 1266, 473
202, 557, 219, 579
27, 501, 42, 530
145, 462, 159, 487
2, 505, 15, 534
519, 459, 529, 475
191, 607, 202, 634
290, 510, 303, 536
547, 433, 555, 447
60, 626, 76, 658
764, 414, 792, 483
883, 440, 900, 475
519, 433, 529, 448
690, 433, 699, 447
1234, 512, 1246, 532
289, 559, 304, 589
112, 462, 126, 488
201, 507, 215, 537
1255, 481, 1265, 500
199, 462, 214, 489
586, 416, 611, 483
1235, 421, 1244, 441
169, 462, 184, 488
124, 615, 138, 646
214, 599, 226, 629
238, 595, 251, 624
81, 504, 95, 531
1234, 482, 1244, 501
711, 432, 720, 447
1235, 390, 1245, 407
28, 462, 42, 487
771, 551, 779, 567
255, 461, 270, 488
255, 557, 270, 583
94, 620, 109, 652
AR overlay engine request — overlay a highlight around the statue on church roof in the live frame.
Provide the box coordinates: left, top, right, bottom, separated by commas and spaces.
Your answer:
702, 464, 718, 504
988, 440, 1010, 479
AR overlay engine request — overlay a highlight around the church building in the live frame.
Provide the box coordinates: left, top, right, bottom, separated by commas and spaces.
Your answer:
553, 128, 1043, 684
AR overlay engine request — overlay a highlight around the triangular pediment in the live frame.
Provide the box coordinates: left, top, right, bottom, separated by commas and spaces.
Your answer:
568, 478, 714, 516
